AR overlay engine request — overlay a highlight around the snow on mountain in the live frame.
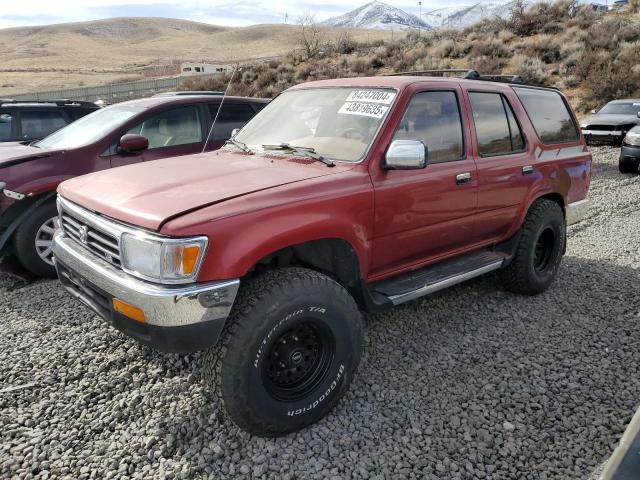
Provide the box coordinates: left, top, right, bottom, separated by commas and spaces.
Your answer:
423, 2, 513, 29
320, 1, 431, 31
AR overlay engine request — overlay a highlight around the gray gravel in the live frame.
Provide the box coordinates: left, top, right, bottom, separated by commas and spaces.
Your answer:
2, 146, 640, 479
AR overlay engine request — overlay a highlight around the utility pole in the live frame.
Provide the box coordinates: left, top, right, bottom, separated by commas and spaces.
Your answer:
418, 1, 422, 36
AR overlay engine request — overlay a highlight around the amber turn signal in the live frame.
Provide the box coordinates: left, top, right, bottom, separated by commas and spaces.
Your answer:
112, 298, 146, 323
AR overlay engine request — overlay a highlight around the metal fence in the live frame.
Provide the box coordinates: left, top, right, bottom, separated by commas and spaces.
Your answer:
8, 74, 219, 103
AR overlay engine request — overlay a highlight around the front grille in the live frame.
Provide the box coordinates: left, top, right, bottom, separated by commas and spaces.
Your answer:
586, 125, 619, 131
60, 210, 122, 268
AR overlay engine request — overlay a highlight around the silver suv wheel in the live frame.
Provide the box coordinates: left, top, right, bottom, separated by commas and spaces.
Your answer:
35, 216, 60, 266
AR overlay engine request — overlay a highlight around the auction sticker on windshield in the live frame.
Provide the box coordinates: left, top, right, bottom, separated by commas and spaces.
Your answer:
346, 90, 396, 105
338, 102, 389, 119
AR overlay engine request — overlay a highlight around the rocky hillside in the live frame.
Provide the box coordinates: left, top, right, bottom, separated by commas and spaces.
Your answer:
185, 1, 639, 113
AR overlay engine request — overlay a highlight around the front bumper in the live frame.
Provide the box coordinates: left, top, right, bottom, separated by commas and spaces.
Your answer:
566, 199, 589, 226
581, 129, 623, 144
52, 230, 240, 353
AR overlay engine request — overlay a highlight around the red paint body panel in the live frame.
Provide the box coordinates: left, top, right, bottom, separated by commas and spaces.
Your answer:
56, 76, 592, 285
0, 95, 267, 207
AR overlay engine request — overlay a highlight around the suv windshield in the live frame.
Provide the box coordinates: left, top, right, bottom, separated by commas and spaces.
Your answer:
598, 102, 640, 115
36, 105, 144, 150
235, 87, 397, 162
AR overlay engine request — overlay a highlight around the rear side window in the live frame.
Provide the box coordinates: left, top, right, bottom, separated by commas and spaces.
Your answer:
0, 112, 13, 142
211, 103, 257, 140
128, 105, 203, 149
67, 108, 97, 121
392, 91, 464, 163
469, 92, 525, 156
20, 110, 68, 140
513, 87, 579, 144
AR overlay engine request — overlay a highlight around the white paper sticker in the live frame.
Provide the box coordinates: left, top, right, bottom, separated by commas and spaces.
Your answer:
346, 90, 396, 105
338, 102, 389, 118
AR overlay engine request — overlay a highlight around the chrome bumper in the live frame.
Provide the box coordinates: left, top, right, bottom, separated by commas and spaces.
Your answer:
52, 230, 239, 328
566, 199, 589, 226
581, 129, 623, 136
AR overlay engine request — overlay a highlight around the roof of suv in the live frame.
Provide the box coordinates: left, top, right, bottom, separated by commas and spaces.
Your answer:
0, 99, 98, 108
289, 76, 554, 92
118, 95, 270, 109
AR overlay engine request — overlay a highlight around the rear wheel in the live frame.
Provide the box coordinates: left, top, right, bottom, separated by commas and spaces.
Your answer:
13, 201, 59, 278
203, 267, 363, 437
502, 199, 565, 295
619, 156, 640, 174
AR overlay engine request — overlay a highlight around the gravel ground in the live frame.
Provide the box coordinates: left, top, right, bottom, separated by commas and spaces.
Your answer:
1, 146, 639, 480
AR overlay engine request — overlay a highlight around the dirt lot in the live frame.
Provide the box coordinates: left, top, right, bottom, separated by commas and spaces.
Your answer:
1, 146, 639, 479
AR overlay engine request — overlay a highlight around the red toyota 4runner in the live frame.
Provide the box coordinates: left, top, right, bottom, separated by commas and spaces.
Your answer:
52, 74, 592, 436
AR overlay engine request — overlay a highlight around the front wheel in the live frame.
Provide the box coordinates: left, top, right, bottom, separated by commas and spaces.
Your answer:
203, 267, 363, 437
501, 199, 566, 295
13, 201, 60, 278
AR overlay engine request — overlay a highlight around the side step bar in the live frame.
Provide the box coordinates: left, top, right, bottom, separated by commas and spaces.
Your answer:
370, 250, 508, 307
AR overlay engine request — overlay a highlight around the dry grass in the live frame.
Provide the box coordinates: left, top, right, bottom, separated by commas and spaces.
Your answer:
0, 18, 397, 94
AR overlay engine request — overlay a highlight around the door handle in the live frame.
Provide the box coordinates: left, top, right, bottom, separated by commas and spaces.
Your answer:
455, 172, 471, 185
522, 165, 534, 175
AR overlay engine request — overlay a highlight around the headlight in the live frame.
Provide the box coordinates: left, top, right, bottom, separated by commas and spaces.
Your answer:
624, 131, 640, 146
120, 233, 207, 283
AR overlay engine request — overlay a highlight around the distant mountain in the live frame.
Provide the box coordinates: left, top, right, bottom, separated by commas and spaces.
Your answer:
320, 1, 430, 31
423, 2, 513, 29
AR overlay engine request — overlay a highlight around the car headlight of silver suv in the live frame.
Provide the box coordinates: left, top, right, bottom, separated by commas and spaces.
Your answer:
120, 233, 208, 284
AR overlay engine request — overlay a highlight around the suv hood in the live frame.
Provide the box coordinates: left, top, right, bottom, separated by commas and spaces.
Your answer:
582, 114, 640, 127
0, 142, 61, 169
59, 149, 354, 231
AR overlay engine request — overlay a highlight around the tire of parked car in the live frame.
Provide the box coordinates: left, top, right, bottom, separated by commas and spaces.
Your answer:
203, 267, 363, 437
13, 201, 59, 278
619, 156, 640, 174
501, 199, 566, 296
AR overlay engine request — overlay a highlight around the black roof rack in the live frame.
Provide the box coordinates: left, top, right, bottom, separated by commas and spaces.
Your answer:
0, 99, 98, 107
385, 69, 554, 89
152, 91, 224, 97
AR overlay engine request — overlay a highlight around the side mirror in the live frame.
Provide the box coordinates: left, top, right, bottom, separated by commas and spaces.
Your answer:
637, 112, 640, 119
383, 139, 428, 170
591, 109, 597, 114
118, 134, 148, 154
231, 128, 241, 137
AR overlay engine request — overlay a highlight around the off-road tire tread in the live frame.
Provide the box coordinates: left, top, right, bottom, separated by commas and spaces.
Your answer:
12, 201, 58, 278
202, 267, 362, 436
502, 199, 565, 296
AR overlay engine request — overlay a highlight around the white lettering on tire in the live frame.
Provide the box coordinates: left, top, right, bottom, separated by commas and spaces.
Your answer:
287, 364, 345, 416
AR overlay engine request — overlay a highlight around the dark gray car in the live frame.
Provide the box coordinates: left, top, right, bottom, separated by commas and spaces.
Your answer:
580, 99, 640, 145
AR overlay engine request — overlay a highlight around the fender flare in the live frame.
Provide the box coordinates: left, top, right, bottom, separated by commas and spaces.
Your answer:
0, 192, 56, 253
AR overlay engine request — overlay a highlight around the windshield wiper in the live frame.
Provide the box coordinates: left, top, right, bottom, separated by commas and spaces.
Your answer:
262, 143, 335, 167
225, 138, 253, 154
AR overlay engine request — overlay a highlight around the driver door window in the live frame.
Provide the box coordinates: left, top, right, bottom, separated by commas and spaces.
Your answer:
392, 91, 464, 163
128, 106, 202, 149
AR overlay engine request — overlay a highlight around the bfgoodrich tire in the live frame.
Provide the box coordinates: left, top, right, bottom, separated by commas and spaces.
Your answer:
13, 201, 59, 278
619, 156, 639, 174
502, 199, 566, 295
203, 267, 363, 437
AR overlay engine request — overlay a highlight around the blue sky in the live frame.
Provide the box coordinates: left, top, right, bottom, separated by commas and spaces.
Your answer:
0, 0, 481, 29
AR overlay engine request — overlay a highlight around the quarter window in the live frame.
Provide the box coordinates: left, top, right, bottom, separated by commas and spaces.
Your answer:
392, 91, 464, 163
128, 106, 202, 149
469, 92, 525, 156
211, 103, 258, 140
513, 87, 579, 144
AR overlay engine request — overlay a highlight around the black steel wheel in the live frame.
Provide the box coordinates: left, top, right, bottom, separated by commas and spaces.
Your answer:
501, 199, 565, 295
263, 321, 335, 402
203, 267, 363, 437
